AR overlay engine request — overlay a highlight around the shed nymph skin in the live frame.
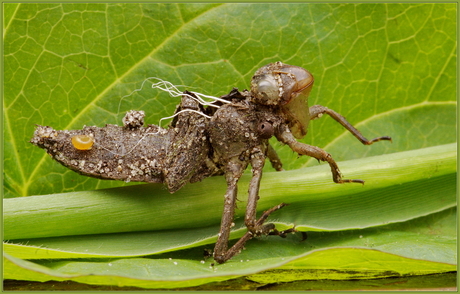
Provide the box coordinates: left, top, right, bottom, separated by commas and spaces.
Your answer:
31, 62, 391, 264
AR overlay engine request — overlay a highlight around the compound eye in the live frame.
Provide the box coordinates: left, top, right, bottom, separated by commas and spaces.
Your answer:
71, 134, 94, 150
251, 74, 280, 105
257, 121, 274, 139
278, 65, 314, 104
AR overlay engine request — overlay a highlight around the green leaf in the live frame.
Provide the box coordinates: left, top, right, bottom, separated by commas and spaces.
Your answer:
4, 143, 456, 241
4, 3, 456, 197
4, 206, 457, 287
4, 209, 457, 288
3, 145, 457, 288
3, 3, 457, 290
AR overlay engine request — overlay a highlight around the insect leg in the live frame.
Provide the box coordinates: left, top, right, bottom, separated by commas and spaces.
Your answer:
309, 105, 392, 145
267, 143, 283, 171
245, 150, 293, 239
214, 202, 289, 263
276, 124, 363, 184
213, 160, 245, 264
245, 150, 270, 233
213, 151, 288, 264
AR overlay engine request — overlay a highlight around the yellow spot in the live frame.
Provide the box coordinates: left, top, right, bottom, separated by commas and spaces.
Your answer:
71, 135, 94, 150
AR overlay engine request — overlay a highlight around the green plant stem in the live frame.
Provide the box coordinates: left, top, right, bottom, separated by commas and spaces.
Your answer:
4, 143, 456, 240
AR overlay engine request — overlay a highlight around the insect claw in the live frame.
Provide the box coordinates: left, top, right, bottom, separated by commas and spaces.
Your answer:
365, 136, 393, 145
352, 179, 365, 185
338, 179, 365, 185
379, 136, 393, 143
269, 226, 307, 241
300, 231, 308, 241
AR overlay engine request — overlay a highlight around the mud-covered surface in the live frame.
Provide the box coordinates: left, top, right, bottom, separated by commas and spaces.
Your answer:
30, 94, 217, 193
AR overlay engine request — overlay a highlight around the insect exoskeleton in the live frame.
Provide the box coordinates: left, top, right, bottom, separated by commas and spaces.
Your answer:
251, 62, 314, 139
71, 134, 94, 150
250, 61, 314, 106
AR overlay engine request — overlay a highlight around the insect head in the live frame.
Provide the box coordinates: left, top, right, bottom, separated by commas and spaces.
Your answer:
251, 62, 314, 138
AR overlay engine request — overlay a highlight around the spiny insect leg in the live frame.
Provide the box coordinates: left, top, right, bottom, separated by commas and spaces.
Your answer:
309, 105, 392, 145
276, 125, 363, 184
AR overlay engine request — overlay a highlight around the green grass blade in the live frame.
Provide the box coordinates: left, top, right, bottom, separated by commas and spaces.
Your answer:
4, 143, 456, 241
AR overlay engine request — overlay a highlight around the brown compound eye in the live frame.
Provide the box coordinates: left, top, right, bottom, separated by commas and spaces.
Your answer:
257, 121, 274, 139
71, 134, 94, 150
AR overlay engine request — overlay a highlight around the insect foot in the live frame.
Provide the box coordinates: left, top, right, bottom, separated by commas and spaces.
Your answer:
31, 62, 391, 265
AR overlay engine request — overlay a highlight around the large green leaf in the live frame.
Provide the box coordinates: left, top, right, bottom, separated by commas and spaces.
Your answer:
4, 144, 456, 263
3, 3, 456, 290
3, 206, 457, 289
4, 143, 456, 241
4, 3, 456, 197
3, 205, 458, 287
